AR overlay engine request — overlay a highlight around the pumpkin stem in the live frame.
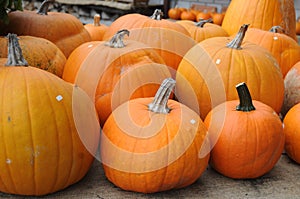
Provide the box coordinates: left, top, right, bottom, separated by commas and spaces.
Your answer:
5, 33, 28, 67
37, 0, 55, 15
226, 24, 249, 50
195, 18, 213, 28
148, 78, 176, 114
93, 14, 101, 26
150, 9, 163, 20
269, 26, 285, 34
235, 82, 255, 112
105, 29, 129, 48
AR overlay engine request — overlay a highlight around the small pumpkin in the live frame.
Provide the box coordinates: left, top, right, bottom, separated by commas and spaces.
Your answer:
176, 18, 229, 42
167, 6, 182, 20
101, 78, 210, 193
296, 17, 300, 35
196, 11, 212, 22
211, 12, 225, 26
204, 82, 284, 179
62, 29, 171, 126
176, 24, 284, 119
244, 26, 300, 77
281, 61, 300, 117
0, 34, 66, 77
84, 14, 109, 41
180, 9, 196, 21
1, 0, 91, 57
283, 102, 300, 164
0, 33, 99, 196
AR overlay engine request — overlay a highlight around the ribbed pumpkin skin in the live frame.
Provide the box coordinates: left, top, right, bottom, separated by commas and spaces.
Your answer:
244, 28, 300, 77
176, 20, 229, 42
176, 38, 284, 120
62, 40, 170, 126
2, 10, 91, 57
204, 100, 284, 179
101, 98, 210, 193
283, 103, 300, 164
0, 36, 66, 77
221, 0, 297, 41
0, 65, 99, 196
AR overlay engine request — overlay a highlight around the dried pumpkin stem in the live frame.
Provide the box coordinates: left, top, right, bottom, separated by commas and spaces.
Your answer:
226, 24, 249, 49
235, 82, 255, 112
37, 0, 55, 15
150, 9, 163, 20
148, 78, 176, 114
195, 18, 213, 28
269, 26, 285, 34
105, 29, 129, 48
5, 33, 28, 67
94, 14, 101, 26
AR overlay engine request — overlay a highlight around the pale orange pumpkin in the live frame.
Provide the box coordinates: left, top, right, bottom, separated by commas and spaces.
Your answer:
84, 14, 109, 41
101, 78, 210, 193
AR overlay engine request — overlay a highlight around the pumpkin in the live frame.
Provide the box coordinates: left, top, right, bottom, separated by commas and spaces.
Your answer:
0, 33, 99, 196
84, 14, 109, 41
176, 18, 229, 42
211, 12, 225, 26
180, 9, 196, 21
296, 17, 300, 35
167, 6, 182, 20
204, 82, 284, 179
244, 26, 300, 77
62, 29, 171, 126
0, 34, 66, 77
100, 78, 210, 193
281, 61, 300, 117
1, 0, 91, 57
176, 24, 284, 120
283, 102, 300, 164
102, 9, 195, 75
222, 0, 297, 41
196, 11, 212, 22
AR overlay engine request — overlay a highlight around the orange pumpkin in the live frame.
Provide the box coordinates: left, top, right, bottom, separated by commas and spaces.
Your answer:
204, 82, 284, 179
176, 18, 228, 42
296, 17, 300, 35
1, 0, 91, 57
281, 61, 300, 117
211, 12, 225, 26
176, 24, 284, 120
84, 14, 109, 41
101, 78, 210, 193
196, 11, 212, 22
167, 7, 182, 20
0, 33, 99, 196
0, 35, 66, 77
222, 0, 297, 41
283, 102, 300, 164
103, 9, 195, 76
180, 9, 196, 21
62, 29, 171, 126
244, 26, 300, 77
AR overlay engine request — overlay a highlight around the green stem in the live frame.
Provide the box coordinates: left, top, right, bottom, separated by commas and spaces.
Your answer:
5, 33, 28, 66
235, 82, 255, 112
148, 78, 176, 114
195, 18, 213, 28
37, 0, 55, 15
105, 29, 129, 48
226, 24, 249, 50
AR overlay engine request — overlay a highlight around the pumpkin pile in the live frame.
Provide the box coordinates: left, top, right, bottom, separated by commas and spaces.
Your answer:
0, 0, 300, 196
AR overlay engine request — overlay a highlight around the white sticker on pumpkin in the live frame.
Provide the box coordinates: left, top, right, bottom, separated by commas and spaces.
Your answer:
273, 36, 278, 40
56, 95, 63, 101
88, 44, 93, 48
216, 59, 221, 65
190, 119, 196, 124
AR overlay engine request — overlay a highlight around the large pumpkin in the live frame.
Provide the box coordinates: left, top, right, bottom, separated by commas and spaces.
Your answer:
62, 29, 171, 126
101, 78, 210, 193
102, 9, 195, 75
1, 0, 91, 57
176, 24, 284, 120
244, 26, 300, 77
221, 0, 297, 41
283, 102, 300, 164
204, 82, 284, 179
176, 18, 229, 43
0, 34, 66, 77
0, 34, 99, 196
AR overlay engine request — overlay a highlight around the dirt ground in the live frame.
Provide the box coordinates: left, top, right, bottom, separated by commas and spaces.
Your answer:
1, 153, 300, 199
